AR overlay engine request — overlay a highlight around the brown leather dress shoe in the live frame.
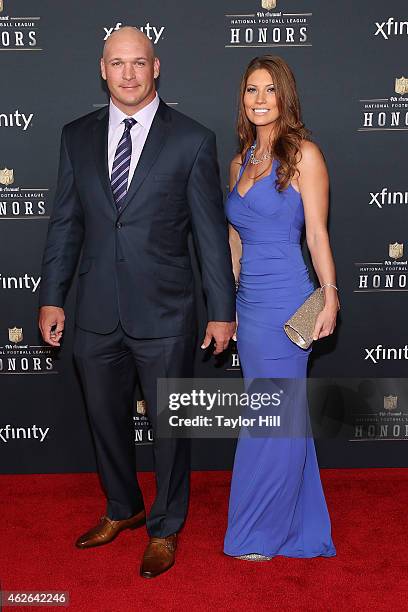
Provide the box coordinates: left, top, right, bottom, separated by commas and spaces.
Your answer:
140, 534, 177, 578
75, 509, 146, 549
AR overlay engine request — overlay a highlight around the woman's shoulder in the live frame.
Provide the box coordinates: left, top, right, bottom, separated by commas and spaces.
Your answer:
297, 139, 325, 167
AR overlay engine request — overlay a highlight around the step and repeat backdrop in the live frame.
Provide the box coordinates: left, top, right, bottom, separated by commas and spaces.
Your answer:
0, 0, 407, 473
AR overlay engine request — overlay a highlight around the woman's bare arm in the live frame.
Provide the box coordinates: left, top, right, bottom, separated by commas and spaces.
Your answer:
297, 141, 340, 340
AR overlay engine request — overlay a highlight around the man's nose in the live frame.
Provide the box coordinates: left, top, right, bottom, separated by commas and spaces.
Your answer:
123, 63, 136, 80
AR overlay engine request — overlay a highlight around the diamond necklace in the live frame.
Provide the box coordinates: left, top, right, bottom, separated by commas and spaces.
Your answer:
249, 144, 272, 165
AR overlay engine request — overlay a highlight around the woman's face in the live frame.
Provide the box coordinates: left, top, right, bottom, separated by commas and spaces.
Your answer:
243, 68, 280, 127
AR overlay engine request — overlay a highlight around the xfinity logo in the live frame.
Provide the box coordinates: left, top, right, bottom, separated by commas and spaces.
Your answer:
0, 274, 41, 292
103, 22, 165, 44
365, 345, 408, 363
369, 188, 408, 208
375, 18, 408, 40
0, 110, 33, 131
0, 424, 49, 443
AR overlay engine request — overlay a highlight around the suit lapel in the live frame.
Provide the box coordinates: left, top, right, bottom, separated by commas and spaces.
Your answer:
118, 99, 171, 216
92, 106, 117, 213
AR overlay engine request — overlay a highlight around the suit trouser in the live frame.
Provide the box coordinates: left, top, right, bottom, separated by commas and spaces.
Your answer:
73, 322, 195, 537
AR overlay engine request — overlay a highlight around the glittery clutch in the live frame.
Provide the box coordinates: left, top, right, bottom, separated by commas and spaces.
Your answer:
284, 288, 325, 350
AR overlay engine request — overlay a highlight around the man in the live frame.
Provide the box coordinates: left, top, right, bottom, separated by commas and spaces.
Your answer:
38, 27, 235, 578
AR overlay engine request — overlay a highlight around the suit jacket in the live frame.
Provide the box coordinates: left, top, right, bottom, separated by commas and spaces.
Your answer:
39, 99, 236, 337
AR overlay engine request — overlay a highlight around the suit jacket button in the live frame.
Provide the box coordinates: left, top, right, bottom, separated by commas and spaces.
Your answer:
116, 222, 122, 229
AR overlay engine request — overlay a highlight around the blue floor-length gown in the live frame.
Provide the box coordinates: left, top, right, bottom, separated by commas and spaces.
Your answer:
223, 152, 336, 559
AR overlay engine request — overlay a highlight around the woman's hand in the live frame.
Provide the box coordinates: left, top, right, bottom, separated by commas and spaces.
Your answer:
312, 301, 339, 341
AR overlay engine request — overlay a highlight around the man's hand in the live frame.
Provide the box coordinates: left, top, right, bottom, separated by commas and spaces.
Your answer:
201, 321, 236, 355
39, 306, 65, 347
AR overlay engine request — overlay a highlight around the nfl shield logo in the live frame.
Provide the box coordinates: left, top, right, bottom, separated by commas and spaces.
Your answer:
0, 168, 14, 186
384, 395, 398, 411
388, 242, 404, 260
8, 327, 23, 343
136, 400, 147, 415
395, 77, 408, 96
262, 0, 277, 8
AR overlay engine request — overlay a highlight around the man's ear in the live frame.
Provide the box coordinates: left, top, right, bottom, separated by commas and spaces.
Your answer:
100, 57, 106, 80
153, 57, 160, 80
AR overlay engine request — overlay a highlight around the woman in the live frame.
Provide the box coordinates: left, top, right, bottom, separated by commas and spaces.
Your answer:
224, 56, 339, 560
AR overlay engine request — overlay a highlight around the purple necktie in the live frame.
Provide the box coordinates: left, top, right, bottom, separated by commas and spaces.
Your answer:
110, 117, 137, 210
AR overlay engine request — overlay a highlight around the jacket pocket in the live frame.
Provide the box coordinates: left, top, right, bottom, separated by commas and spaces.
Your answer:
153, 173, 186, 183
157, 262, 193, 285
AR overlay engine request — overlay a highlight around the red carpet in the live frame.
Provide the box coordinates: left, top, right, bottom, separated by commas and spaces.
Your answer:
1, 469, 408, 611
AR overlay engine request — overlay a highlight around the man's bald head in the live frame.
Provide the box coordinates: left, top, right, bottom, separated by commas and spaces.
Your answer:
102, 26, 154, 62
100, 25, 160, 116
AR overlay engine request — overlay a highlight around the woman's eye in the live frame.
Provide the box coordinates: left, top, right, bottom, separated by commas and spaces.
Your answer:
267, 87, 275, 93
246, 87, 256, 93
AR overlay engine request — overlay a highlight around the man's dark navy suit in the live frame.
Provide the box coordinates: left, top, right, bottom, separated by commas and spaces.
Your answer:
39, 99, 235, 536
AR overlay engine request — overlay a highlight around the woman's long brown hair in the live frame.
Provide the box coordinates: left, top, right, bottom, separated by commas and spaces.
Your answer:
237, 55, 310, 192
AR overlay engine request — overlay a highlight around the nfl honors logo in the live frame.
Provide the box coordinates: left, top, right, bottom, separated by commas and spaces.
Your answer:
0, 2, 41, 50
384, 395, 398, 411
353, 392, 407, 440
395, 77, 408, 96
360, 76, 408, 130
0, 168, 14, 186
226, 0, 310, 47
8, 327, 23, 344
0, 168, 49, 218
354, 241, 407, 291
2, 326, 55, 374
389, 242, 404, 260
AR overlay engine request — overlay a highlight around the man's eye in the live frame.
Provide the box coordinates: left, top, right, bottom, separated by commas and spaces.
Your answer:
112, 62, 121, 67
136, 62, 146, 67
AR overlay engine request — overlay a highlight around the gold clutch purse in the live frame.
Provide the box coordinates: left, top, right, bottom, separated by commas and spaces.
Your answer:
284, 288, 325, 350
